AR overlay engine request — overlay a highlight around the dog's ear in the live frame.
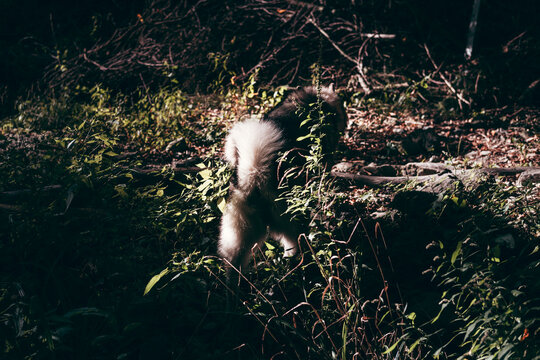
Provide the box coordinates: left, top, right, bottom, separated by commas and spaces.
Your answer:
328, 83, 335, 92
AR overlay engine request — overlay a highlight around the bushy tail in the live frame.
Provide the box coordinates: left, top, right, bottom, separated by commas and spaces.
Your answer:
224, 117, 284, 196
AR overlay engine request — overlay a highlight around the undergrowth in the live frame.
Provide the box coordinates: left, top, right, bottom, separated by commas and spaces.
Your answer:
0, 83, 538, 359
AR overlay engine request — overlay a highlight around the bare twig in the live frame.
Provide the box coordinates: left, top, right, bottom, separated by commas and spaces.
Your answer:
286, 0, 324, 11
307, 16, 371, 93
360, 33, 397, 40
502, 31, 527, 53
424, 44, 471, 109
82, 50, 110, 71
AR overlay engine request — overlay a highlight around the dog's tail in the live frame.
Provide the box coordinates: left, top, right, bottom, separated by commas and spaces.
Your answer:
224, 117, 284, 196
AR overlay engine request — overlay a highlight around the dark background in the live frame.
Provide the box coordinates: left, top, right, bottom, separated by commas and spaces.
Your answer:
1, 0, 539, 116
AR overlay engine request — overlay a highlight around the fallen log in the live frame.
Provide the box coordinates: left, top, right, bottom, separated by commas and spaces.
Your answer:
0, 185, 63, 199
330, 171, 438, 186
331, 162, 540, 192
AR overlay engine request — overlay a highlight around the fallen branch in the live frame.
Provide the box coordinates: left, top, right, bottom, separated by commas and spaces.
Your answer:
125, 165, 201, 175
360, 33, 397, 40
0, 185, 63, 199
124, 156, 204, 176
307, 16, 371, 94
424, 44, 471, 109
165, 137, 186, 152
82, 50, 110, 71
0, 203, 22, 212
370, 82, 410, 92
330, 171, 437, 186
331, 163, 540, 190
518, 78, 540, 104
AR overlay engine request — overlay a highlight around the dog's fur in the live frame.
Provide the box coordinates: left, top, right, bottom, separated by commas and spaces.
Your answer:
218, 86, 347, 274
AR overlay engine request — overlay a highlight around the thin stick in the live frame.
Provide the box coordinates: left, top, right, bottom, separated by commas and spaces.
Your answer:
424, 44, 471, 109
307, 17, 371, 94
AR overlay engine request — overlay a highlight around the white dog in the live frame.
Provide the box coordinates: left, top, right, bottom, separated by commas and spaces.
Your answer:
218, 86, 347, 275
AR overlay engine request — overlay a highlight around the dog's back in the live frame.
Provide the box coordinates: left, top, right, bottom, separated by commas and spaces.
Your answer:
263, 86, 347, 144
219, 117, 286, 269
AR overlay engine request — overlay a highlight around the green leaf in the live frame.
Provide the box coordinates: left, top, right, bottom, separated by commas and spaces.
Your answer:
431, 302, 449, 324
199, 169, 212, 180
408, 337, 424, 352
341, 319, 348, 360
296, 135, 312, 142
382, 339, 400, 355
300, 118, 312, 127
144, 269, 169, 295
217, 197, 227, 213
451, 241, 462, 265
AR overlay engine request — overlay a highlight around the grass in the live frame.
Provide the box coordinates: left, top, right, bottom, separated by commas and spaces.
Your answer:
0, 84, 538, 359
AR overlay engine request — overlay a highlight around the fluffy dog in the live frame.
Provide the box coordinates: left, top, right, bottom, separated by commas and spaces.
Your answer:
218, 86, 347, 275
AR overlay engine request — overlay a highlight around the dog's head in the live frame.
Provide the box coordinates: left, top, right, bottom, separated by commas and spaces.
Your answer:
264, 85, 348, 153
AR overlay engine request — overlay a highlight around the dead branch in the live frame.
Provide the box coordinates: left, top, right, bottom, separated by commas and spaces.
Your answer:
0, 185, 63, 198
0, 203, 22, 212
330, 171, 437, 186
307, 16, 371, 93
332, 163, 540, 189
518, 78, 540, 104
0, 159, 203, 200
286, 0, 324, 11
38, 1, 408, 94
368, 82, 410, 92
82, 51, 110, 71
121, 164, 201, 176
360, 33, 397, 40
423, 44, 471, 109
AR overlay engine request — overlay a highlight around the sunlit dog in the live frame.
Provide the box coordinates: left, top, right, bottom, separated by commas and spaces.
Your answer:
218, 86, 347, 277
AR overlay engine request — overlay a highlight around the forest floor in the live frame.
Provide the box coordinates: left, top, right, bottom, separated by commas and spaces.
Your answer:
1, 87, 538, 359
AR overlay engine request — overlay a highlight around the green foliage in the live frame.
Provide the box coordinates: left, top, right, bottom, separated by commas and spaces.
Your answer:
380, 178, 539, 360
0, 85, 231, 358
1, 83, 538, 359
424, 182, 539, 359
152, 93, 427, 359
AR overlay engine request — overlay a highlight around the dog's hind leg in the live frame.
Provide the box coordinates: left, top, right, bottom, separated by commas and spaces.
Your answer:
219, 195, 267, 311
269, 211, 299, 258
274, 231, 298, 258
219, 195, 267, 281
